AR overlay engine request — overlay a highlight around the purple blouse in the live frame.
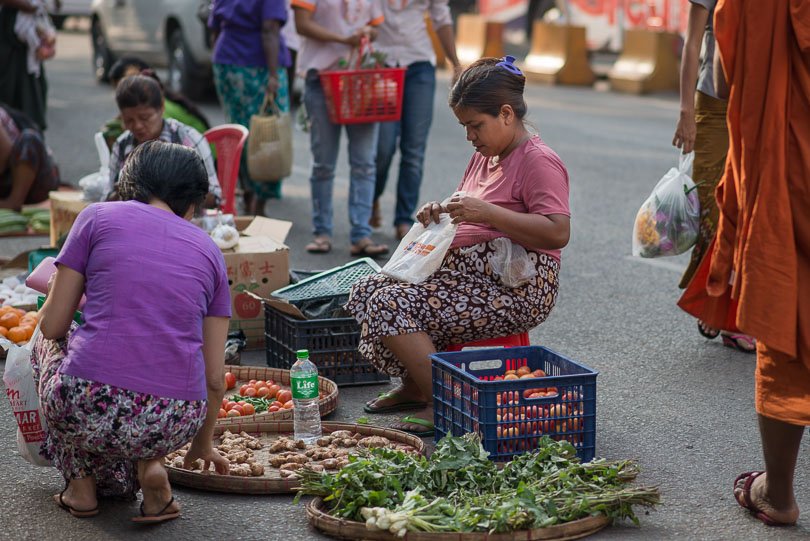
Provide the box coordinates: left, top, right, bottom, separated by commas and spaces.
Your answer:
208, 0, 292, 68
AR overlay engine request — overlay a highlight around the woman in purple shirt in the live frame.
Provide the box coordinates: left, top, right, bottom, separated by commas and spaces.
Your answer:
208, 0, 292, 216
36, 142, 231, 523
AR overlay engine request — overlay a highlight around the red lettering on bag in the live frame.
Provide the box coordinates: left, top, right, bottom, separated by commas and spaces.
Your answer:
14, 410, 45, 443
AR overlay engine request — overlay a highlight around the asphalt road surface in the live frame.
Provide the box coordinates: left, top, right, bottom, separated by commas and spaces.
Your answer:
0, 26, 807, 541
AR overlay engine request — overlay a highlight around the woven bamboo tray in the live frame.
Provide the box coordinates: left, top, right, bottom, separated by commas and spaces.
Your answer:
166, 421, 424, 495
307, 498, 611, 541
216, 365, 339, 424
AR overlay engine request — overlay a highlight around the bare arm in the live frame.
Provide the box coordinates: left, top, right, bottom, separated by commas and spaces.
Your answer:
294, 7, 356, 45
262, 19, 281, 94
0, 123, 12, 174
39, 266, 85, 340
435, 24, 462, 82
714, 44, 729, 99
672, 4, 709, 153
184, 316, 230, 474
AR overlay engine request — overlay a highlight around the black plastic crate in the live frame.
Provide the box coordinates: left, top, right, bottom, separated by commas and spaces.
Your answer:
431, 346, 597, 462
264, 303, 389, 386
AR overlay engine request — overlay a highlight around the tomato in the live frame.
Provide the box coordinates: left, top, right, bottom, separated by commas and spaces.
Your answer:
266, 379, 275, 386
256, 386, 270, 398
225, 401, 238, 411
239, 384, 250, 396
268, 405, 280, 413
242, 403, 256, 416
267, 384, 280, 399
254, 380, 266, 389
218, 408, 227, 419
245, 387, 258, 397
276, 390, 292, 404
249, 380, 257, 385
226, 409, 241, 417
224, 372, 237, 390
222, 398, 229, 408
282, 400, 294, 409
230, 405, 244, 416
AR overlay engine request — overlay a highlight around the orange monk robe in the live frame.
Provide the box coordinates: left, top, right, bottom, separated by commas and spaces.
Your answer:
709, 0, 810, 426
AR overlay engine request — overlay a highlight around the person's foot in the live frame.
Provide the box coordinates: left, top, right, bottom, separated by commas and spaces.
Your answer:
697, 320, 720, 340
734, 471, 799, 526
305, 236, 332, 254
52, 480, 98, 518
350, 238, 389, 258
136, 460, 180, 522
391, 410, 434, 437
722, 333, 757, 353
364, 385, 427, 414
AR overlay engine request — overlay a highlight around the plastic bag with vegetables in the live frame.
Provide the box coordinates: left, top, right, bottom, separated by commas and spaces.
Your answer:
632, 152, 700, 258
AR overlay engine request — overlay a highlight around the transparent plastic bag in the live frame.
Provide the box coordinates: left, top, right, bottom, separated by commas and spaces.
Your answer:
78, 132, 112, 202
632, 152, 700, 258
382, 214, 457, 284
487, 238, 537, 288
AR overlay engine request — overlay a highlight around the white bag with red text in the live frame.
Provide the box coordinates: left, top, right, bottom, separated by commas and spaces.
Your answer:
2, 325, 52, 467
382, 214, 458, 284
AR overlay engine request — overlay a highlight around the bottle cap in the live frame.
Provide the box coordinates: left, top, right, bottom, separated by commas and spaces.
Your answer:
296, 349, 309, 359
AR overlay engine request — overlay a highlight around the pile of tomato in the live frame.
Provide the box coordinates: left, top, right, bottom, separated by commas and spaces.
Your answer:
218, 372, 295, 418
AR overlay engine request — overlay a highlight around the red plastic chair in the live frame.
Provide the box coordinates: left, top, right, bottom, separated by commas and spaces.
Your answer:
444, 332, 530, 352
204, 124, 249, 215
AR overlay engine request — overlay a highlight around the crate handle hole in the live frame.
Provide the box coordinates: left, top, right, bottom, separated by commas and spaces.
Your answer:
467, 359, 503, 372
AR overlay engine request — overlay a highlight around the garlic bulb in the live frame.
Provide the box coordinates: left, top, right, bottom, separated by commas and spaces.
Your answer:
211, 224, 239, 250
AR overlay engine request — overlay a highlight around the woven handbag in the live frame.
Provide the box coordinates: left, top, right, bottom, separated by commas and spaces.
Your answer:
247, 94, 292, 182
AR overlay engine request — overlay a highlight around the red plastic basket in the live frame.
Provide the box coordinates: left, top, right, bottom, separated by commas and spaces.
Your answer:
319, 66, 405, 125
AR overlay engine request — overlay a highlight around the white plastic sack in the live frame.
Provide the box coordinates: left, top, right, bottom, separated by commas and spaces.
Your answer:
487, 237, 537, 288
79, 132, 112, 202
2, 325, 52, 467
382, 214, 458, 284
632, 152, 700, 258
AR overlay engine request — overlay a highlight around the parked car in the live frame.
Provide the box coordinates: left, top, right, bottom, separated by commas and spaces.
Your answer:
90, 0, 213, 99
47, 0, 93, 28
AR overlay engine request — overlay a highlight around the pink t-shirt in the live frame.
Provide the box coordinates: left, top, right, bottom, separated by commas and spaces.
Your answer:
451, 135, 570, 260
55, 201, 232, 402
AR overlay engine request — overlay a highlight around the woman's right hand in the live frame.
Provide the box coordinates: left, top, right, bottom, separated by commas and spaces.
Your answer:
184, 440, 229, 475
417, 201, 447, 226
672, 112, 696, 154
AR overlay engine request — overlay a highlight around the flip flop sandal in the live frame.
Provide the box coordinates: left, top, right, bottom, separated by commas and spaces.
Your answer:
363, 392, 427, 414
697, 320, 720, 340
53, 489, 99, 518
733, 471, 794, 526
350, 239, 389, 258
722, 334, 756, 353
132, 496, 181, 524
394, 415, 435, 437
306, 237, 332, 254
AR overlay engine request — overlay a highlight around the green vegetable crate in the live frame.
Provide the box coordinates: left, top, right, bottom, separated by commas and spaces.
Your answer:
431, 346, 597, 462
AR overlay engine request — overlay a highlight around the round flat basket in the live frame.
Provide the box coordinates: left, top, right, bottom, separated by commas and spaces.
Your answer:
217, 365, 338, 423
166, 421, 424, 495
307, 498, 611, 541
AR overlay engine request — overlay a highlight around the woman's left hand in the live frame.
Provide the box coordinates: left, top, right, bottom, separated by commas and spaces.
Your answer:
446, 194, 492, 225
184, 441, 229, 475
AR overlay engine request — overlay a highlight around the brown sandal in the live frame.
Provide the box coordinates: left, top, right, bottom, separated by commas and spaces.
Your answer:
305, 236, 332, 254
351, 238, 389, 258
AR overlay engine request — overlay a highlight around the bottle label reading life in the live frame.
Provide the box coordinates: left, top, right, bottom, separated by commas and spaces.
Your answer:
291, 374, 319, 400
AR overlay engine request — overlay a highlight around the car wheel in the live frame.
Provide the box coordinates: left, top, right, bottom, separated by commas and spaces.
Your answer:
91, 19, 114, 83
167, 28, 206, 101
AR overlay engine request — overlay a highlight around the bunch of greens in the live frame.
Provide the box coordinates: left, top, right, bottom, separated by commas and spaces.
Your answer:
297, 434, 660, 537
227, 395, 275, 413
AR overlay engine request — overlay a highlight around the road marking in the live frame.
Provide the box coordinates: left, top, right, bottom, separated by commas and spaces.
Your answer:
625, 255, 687, 274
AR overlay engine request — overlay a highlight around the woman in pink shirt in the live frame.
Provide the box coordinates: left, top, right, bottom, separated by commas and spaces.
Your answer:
35, 142, 230, 523
347, 56, 570, 435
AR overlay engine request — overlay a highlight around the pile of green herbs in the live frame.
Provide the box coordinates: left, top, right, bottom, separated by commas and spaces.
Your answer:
296, 434, 659, 537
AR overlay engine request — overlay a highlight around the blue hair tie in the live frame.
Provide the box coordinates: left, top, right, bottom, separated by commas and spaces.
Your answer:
496, 55, 523, 76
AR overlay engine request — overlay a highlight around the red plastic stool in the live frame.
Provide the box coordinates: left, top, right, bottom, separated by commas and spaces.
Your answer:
444, 332, 530, 352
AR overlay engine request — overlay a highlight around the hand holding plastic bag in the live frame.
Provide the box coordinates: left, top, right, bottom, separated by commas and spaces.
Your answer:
2, 325, 52, 467
632, 152, 700, 258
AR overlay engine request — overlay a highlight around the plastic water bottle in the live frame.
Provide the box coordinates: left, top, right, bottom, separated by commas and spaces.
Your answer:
291, 349, 322, 443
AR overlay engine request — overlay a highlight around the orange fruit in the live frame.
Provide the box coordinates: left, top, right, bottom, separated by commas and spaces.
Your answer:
0, 312, 20, 329
25, 311, 38, 319
7, 326, 28, 343
0, 326, 7, 337
0, 305, 13, 314
20, 325, 35, 340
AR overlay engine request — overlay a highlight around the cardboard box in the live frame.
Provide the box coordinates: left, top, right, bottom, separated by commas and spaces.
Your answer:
49, 191, 89, 247
223, 216, 292, 349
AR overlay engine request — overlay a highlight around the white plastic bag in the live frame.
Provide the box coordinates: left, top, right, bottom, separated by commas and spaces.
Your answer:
2, 325, 52, 467
487, 237, 536, 288
78, 132, 112, 202
382, 214, 458, 284
632, 152, 700, 258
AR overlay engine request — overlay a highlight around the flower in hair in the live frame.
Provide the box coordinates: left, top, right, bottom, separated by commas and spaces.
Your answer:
496, 55, 523, 76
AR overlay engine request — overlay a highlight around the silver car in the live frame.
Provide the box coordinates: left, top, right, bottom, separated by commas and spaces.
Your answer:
90, 0, 213, 99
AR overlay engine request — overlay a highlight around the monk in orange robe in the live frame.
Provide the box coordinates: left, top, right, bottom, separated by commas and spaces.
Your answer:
708, 0, 810, 527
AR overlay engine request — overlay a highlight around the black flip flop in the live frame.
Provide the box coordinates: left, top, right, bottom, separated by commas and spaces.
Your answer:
131, 496, 181, 524
53, 489, 99, 518
697, 320, 720, 340
363, 392, 427, 414
393, 415, 435, 437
